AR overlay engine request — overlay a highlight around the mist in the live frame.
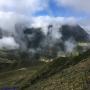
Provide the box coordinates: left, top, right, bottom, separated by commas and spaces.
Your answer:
0, 37, 19, 50
64, 38, 77, 53
0, 13, 89, 60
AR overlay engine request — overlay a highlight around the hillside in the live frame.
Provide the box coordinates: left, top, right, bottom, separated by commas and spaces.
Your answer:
0, 24, 89, 89
0, 49, 40, 72
0, 63, 45, 89
28, 57, 90, 90
0, 50, 89, 90
20, 50, 90, 90
0, 49, 18, 72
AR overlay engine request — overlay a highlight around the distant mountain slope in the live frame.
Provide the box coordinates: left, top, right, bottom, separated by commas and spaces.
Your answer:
60, 24, 89, 42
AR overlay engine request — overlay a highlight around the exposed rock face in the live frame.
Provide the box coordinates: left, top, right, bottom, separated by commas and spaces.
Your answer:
60, 24, 89, 42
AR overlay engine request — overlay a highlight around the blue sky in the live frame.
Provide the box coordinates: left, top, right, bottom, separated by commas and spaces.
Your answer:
34, 0, 90, 18
34, 4, 90, 18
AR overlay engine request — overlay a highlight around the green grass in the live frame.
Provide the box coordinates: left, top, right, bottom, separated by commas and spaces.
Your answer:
20, 50, 90, 90
0, 62, 46, 89
27, 58, 90, 90
0, 50, 90, 90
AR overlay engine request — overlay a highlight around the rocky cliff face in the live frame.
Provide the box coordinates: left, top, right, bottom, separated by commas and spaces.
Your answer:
60, 24, 89, 42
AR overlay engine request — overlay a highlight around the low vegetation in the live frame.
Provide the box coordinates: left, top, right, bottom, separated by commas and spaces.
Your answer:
0, 50, 90, 90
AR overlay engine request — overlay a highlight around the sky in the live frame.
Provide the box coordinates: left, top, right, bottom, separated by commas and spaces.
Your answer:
0, 0, 90, 31
0, 0, 90, 16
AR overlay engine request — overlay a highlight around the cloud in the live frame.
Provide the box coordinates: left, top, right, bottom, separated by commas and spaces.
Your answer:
78, 18, 90, 34
0, 12, 89, 51
16, 0, 49, 14
31, 16, 90, 35
0, 0, 14, 8
0, 0, 49, 14
64, 38, 76, 53
31, 16, 77, 29
0, 11, 31, 50
0, 11, 89, 34
56, 0, 90, 13
0, 37, 19, 49
0, 11, 30, 33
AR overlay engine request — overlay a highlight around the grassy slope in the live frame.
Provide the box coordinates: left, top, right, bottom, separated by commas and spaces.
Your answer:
0, 50, 90, 90
0, 62, 46, 89
21, 50, 90, 90
28, 58, 90, 90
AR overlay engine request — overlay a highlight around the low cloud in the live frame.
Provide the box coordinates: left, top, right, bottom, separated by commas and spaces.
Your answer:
0, 12, 89, 51
0, 37, 19, 49
64, 38, 76, 53
31, 16, 77, 34
0, 11, 30, 32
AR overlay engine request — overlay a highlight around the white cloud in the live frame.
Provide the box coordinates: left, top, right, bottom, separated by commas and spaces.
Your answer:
31, 16, 90, 34
0, 12, 89, 50
56, 0, 90, 13
0, 11, 30, 33
0, 11, 89, 34
0, 37, 19, 49
0, 0, 14, 7
64, 38, 76, 53
0, 0, 49, 14
17, 0, 49, 14
31, 16, 77, 35
31, 16, 77, 27
78, 18, 90, 34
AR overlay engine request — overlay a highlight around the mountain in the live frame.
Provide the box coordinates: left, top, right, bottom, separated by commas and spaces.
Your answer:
0, 24, 90, 90
0, 24, 89, 64
60, 24, 89, 42
23, 24, 89, 42
21, 24, 90, 58
23, 27, 44, 48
